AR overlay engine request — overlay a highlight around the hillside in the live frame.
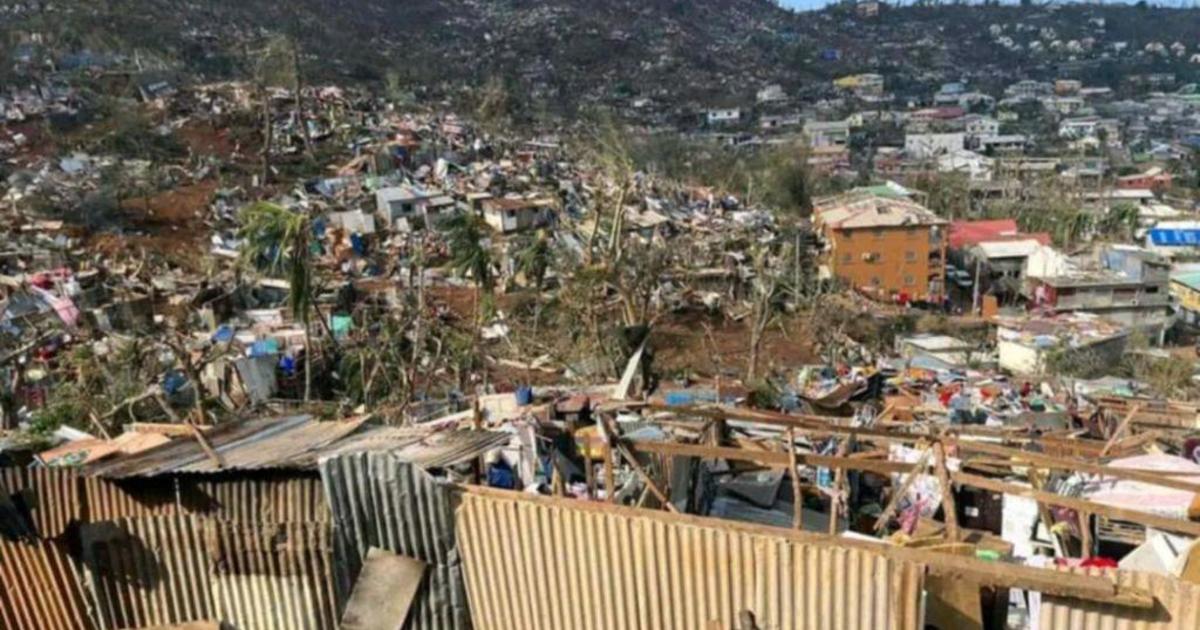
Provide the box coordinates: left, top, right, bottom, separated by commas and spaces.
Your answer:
4, 0, 1200, 110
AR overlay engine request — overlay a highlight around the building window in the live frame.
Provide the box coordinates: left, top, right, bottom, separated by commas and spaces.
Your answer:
871, 276, 882, 286
841, 253, 852, 264
874, 228, 885, 238
904, 275, 915, 286
905, 251, 916, 261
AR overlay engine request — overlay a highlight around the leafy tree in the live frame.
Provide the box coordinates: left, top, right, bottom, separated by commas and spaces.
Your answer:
443, 212, 494, 383
238, 202, 318, 400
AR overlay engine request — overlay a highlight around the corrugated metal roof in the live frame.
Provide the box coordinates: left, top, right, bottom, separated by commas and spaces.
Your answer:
319, 452, 470, 630
321, 427, 511, 468
456, 488, 926, 630
81, 417, 506, 479
1040, 567, 1200, 630
0, 538, 93, 630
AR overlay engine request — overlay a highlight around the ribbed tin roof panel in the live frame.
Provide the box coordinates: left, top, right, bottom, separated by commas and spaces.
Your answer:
205, 519, 338, 630
80, 516, 214, 630
0, 466, 81, 538
456, 489, 926, 630
0, 538, 93, 630
1040, 567, 1200, 630
319, 451, 470, 630
188, 475, 330, 523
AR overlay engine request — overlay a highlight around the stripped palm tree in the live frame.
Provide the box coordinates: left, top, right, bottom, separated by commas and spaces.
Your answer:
443, 213, 493, 382
237, 201, 317, 401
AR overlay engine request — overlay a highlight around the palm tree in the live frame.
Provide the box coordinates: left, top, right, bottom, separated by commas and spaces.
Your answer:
443, 213, 493, 380
238, 201, 318, 401
515, 229, 555, 334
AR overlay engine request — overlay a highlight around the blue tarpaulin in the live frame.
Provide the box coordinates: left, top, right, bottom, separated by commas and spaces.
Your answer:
1149, 229, 1200, 246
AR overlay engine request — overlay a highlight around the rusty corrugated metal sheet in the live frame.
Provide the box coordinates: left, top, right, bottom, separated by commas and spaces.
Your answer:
319, 451, 470, 630
0, 466, 82, 538
187, 474, 330, 523
83, 416, 366, 479
456, 489, 926, 630
80, 515, 214, 630
83, 476, 181, 521
1040, 567, 1200, 630
0, 537, 93, 630
79, 515, 340, 630
205, 519, 338, 630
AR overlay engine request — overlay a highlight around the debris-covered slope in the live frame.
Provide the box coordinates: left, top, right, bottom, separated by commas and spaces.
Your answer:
4, 0, 1200, 107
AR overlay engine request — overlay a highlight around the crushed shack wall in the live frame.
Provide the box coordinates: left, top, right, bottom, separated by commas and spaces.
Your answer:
456, 488, 927, 630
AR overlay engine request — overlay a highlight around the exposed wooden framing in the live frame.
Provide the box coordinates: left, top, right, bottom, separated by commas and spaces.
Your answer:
1100, 404, 1140, 458
627, 440, 914, 476
952, 438, 1200, 494
126, 422, 215, 436
630, 439, 1200, 540
874, 449, 933, 533
1080, 511, 1093, 559
829, 438, 850, 536
952, 471, 1200, 538
612, 441, 678, 513
188, 423, 222, 469
934, 443, 959, 542
786, 428, 802, 530
599, 415, 615, 503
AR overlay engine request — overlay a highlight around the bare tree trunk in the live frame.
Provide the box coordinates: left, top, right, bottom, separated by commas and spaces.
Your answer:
292, 42, 313, 155
303, 315, 312, 402
260, 84, 272, 186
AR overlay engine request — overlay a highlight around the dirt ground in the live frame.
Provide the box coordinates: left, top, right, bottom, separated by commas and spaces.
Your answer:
88, 180, 217, 267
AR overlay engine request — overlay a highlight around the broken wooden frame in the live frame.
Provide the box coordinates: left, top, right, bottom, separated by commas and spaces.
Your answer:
594, 403, 1200, 542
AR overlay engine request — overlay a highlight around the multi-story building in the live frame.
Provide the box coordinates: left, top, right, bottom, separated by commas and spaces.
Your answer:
814, 193, 948, 303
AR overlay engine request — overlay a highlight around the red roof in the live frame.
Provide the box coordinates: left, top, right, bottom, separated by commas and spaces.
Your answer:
949, 219, 1018, 249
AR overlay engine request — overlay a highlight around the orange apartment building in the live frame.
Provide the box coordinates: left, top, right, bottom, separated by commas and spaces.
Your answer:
813, 192, 948, 302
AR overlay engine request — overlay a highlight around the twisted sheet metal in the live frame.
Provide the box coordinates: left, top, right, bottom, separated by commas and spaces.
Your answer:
205, 519, 338, 630
0, 537, 93, 630
1040, 567, 1200, 630
0, 466, 82, 538
187, 474, 330, 523
456, 489, 926, 630
80, 515, 214, 630
319, 452, 470, 630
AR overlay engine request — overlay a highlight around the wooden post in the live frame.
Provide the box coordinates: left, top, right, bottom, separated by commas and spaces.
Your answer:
875, 448, 934, 534
1100, 404, 1140, 458
472, 399, 483, 484
787, 428, 803, 530
829, 438, 850, 536
1080, 511, 1093, 559
599, 414, 616, 503
935, 442, 960, 542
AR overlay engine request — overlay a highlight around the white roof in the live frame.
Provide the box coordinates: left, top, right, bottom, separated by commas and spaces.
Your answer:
975, 239, 1043, 259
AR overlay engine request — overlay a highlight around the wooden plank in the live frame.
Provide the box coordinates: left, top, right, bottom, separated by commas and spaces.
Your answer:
340, 548, 427, 629
627, 440, 916, 476
875, 449, 933, 533
951, 471, 1200, 538
1100, 404, 1139, 457
952, 438, 1200, 494
935, 443, 959, 542
786, 428, 802, 530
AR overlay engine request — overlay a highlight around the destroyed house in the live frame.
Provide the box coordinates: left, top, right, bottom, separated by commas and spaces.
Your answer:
374, 185, 457, 230
1026, 250, 1172, 338
481, 197, 555, 234
814, 192, 948, 302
